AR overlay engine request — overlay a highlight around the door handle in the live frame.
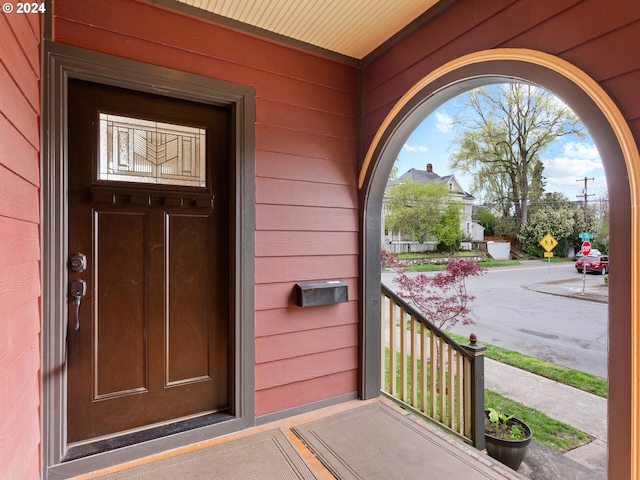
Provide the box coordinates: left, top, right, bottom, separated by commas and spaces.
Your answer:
70, 279, 87, 332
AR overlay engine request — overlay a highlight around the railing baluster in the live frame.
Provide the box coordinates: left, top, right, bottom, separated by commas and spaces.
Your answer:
411, 317, 418, 407
420, 323, 427, 413
456, 351, 464, 434
430, 331, 437, 419
448, 344, 455, 428
438, 336, 445, 423
388, 294, 396, 397
399, 307, 407, 402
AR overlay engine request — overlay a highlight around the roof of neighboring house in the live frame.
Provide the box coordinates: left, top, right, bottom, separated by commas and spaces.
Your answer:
387, 165, 475, 201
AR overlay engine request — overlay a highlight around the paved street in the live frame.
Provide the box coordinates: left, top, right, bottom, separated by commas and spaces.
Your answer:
382, 260, 609, 378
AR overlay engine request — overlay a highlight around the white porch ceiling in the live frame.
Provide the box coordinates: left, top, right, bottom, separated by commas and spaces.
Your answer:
176, 0, 441, 59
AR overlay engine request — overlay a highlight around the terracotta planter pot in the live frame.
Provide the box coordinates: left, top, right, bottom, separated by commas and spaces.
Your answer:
484, 411, 532, 471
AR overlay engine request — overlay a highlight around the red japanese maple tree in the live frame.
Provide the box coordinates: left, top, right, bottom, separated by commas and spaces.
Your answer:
383, 251, 487, 330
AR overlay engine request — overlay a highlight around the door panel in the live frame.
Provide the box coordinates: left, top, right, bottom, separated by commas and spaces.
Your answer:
95, 210, 147, 399
67, 79, 231, 443
167, 213, 214, 385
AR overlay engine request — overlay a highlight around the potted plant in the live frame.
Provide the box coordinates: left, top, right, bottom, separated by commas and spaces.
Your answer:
484, 408, 532, 470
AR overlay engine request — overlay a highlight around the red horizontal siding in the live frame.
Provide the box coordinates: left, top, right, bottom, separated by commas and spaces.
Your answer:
3, 12, 40, 78
0, 165, 39, 223
561, 23, 640, 82
0, 217, 40, 269
256, 231, 359, 257
255, 255, 358, 285
256, 152, 358, 186
0, 300, 41, 480
506, 0, 640, 57
255, 347, 358, 391
0, 8, 40, 476
606, 70, 640, 121
257, 124, 357, 163
256, 324, 358, 364
256, 178, 357, 208
256, 98, 358, 141
256, 205, 358, 232
0, 15, 40, 106
256, 301, 359, 337
255, 370, 358, 417
0, 64, 39, 145
0, 262, 41, 318
255, 280, 358, 311
0, 114, 40, 186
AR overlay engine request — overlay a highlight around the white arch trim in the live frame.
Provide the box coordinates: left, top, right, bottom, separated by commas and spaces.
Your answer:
359, 48, 640, 477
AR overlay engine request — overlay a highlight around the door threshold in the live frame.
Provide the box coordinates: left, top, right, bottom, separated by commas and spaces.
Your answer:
63, 411, 235, 462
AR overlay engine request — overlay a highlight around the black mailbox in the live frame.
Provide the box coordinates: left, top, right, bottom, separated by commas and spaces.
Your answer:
295, 280, 348, 307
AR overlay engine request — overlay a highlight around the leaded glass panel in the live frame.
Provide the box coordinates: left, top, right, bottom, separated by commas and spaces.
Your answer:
99, 113, 206, 187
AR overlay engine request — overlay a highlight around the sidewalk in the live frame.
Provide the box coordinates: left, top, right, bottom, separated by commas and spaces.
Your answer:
486, 276, 608, 479
485, 359, 607, 479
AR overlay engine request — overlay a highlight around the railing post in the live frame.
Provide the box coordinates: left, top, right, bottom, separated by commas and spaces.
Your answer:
461, 333, 487, 451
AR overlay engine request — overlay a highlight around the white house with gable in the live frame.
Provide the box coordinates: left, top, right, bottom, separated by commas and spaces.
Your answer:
383, 163, 484, 251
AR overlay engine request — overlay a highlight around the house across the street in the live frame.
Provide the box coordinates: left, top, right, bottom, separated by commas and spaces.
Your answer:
384, 164, 484, 251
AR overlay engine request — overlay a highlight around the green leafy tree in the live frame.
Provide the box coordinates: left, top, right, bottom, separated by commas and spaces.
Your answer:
518, 197, 580, 257
434, 203, 462, 251
475, 208, 498, 236
385, 180, 455, 243
590, 191, 609, 253
450, 83, 584, 229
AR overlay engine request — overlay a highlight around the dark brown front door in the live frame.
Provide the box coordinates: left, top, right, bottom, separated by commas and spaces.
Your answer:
67, 79, 231, 443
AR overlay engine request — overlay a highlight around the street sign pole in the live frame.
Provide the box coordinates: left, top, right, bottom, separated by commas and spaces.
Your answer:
580, 239, 592, 294
539, 234, 558, 279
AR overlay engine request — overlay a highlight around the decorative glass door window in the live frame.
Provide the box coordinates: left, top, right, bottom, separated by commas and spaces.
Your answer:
99, 113, 206, 187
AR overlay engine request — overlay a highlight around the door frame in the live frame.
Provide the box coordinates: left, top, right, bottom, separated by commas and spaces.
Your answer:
41, 41, 256, 479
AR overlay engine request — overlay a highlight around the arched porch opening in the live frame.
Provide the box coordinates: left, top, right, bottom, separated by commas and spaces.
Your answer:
359, 49, 639, 479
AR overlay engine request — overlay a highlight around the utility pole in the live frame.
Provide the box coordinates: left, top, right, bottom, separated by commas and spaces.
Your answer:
577, 177, 595, 294
577, 177, 595, 232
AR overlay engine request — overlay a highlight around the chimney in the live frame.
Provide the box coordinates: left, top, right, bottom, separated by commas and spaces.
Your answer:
426, 163, 433, 173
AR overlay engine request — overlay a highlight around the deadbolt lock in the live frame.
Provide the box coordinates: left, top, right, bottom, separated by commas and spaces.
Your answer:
69, 253, 87, 273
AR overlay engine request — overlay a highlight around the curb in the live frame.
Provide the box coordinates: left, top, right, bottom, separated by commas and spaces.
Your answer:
523, 284, 608, 304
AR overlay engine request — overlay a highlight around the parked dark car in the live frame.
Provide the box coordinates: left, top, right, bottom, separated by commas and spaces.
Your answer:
575, 254, 609, 274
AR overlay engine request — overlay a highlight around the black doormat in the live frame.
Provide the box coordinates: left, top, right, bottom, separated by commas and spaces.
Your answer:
293, 402, 501, 480
93, 429, 317, 480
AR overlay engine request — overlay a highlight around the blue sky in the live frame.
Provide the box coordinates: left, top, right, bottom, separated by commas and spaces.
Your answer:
394, 89, 607, 205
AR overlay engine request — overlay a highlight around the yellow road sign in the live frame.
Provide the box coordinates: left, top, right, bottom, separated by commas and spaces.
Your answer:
540, 233, 558, 252
544, 252, 554, 258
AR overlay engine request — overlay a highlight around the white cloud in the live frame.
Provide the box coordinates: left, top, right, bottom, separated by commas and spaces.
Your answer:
543, 156, 602, 178
562, 141, 600, 160
434, 112, 454, 133
404, 144, 428, 152
542, 140, 604, 198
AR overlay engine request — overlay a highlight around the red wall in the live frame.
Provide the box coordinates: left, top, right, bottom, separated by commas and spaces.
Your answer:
0, 11, 41, 480
52, 0, 361, 417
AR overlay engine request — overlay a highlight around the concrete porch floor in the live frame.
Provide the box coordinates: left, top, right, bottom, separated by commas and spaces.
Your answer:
72, 398, 522, 480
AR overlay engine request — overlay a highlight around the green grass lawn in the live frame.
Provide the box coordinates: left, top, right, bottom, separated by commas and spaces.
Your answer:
484, 390, 592, 452
447, 333, 608, 398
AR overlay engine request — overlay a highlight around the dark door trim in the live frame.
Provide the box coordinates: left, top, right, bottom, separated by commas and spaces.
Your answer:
41, 40, 256, 479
